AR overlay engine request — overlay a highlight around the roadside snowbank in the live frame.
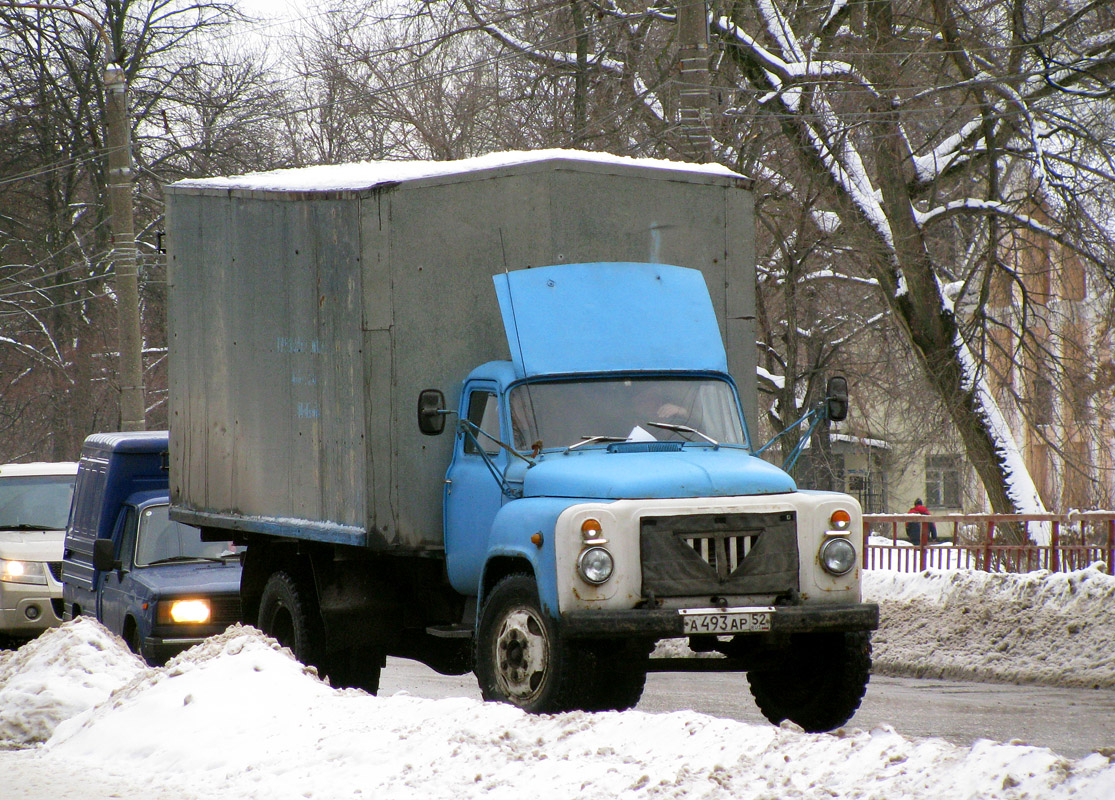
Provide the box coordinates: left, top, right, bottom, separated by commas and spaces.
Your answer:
3, 566, 1115, 798
0, 618, 140, 746
2, 622, 1113, 799
865, 564, 1115, 688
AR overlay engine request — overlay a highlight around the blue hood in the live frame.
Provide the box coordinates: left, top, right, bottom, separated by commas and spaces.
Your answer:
136, 560, 241, 596
494, 263, 728, 379
520, 447, 796, 500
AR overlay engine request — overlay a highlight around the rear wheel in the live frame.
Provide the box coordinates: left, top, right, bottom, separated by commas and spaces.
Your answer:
257, 570, 382, 691
257, 571, 324, 670
747, 631, 872, 733
474, 574, 586, 713
324, 647, 383, 694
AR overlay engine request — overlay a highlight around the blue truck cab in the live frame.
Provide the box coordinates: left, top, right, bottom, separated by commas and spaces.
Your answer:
419, 263, 877, 724
62, 432, 241, 664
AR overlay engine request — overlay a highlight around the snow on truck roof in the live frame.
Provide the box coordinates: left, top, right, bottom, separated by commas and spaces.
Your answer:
167, 149, 747, 194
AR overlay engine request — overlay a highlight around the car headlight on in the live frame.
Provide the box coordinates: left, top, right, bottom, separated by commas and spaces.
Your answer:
0, 559, 47, 585
819, 537, 857, 576
577, 546, 614, 585
157, 598, 212, 624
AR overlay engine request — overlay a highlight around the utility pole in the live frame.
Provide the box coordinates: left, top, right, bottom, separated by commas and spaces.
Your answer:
10, 3, 146, 431
103, 60, 145, 431
677, 0, 712, 163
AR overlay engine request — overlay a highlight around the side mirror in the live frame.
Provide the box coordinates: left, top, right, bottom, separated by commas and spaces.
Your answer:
417, 389, 447, 435
92, 538, 117, 572
825, 376, 849, 422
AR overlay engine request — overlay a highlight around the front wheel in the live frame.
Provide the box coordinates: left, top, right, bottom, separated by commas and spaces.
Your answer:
747, 631, 872, 733
474, 574, 585, 713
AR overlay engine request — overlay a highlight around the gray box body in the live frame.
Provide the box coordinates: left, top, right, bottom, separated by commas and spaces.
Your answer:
165, 154, 755, 552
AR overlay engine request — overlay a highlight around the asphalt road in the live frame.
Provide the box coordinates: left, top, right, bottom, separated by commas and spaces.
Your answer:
378, 658, 1115, 760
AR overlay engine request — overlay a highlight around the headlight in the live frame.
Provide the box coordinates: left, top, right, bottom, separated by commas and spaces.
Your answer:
819, 537, 857, 576
157, 598, 212, 624
0, 559, 47, 585
577, 546, 614, 584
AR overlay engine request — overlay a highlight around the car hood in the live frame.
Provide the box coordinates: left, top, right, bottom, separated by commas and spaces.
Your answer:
0, 530, 64, 562
134, 561, 242, 596
519, 446, 796, 500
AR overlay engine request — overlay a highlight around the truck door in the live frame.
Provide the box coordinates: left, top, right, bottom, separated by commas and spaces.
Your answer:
97, 506, 137, 631
443, 384, 507, 595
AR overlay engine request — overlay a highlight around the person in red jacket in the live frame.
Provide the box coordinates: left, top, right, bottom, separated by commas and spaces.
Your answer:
905, 498, 937, 543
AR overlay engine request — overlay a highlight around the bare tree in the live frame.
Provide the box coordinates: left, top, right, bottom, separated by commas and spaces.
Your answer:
0, 0, 263, 459
392, 0, 1115, 516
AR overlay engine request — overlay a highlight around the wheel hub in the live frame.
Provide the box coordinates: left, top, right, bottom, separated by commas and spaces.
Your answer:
494, 606, 549, 702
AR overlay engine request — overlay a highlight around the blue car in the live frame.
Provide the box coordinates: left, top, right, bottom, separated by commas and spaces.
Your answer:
63, 432, 241, 664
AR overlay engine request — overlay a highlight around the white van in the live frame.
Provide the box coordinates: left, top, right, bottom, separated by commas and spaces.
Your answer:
0, 462, 78, 642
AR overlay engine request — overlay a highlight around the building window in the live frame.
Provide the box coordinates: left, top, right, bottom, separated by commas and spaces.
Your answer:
925, 455, 961, 508
1032, 377, 1054, 426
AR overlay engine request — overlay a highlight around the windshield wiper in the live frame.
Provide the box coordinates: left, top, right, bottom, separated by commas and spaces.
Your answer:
147, 555, 225, 566
648, 422, 719, 446
0, 522, 58, 531
568, 435, 628, 451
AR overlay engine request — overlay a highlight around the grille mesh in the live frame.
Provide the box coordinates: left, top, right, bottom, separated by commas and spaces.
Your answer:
640, 511, 798, 596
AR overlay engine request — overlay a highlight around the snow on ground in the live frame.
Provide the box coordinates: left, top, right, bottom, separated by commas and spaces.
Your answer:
1, 566, 1114, 799
865, 563, 1115, 689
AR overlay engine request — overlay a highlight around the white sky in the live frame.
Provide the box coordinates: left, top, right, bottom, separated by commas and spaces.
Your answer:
2, 566, 1114, 799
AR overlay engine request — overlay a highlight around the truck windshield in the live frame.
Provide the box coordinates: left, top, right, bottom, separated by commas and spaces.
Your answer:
134, 504, 236, 567
509, 377, 746, 451
0, 474, 76, 531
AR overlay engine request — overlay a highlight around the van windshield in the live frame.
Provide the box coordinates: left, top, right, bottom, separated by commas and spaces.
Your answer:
0, 474, 77, 531
508, 377, 747, 451
134, 504, 236, 567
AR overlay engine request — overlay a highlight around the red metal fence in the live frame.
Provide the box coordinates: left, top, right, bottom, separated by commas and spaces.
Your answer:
863, 512, 1115, 573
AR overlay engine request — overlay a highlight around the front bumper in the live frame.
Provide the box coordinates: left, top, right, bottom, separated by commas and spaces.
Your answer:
560, 602, 879, 640
1, 582, 64, 638
143, 625, 233, 664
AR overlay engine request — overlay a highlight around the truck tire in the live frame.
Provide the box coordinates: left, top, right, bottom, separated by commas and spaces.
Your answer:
747, 631, 872, 733
474, 574, 585, 713
580, 643, 649, 711
257, 571, 324, 670
324, 647, 383, 694
123, 619, 145, 662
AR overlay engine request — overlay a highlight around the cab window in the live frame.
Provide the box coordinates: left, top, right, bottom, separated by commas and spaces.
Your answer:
464, 391, 501, 455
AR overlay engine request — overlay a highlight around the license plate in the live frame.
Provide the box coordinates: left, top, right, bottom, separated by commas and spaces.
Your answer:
679, 607, 774, 635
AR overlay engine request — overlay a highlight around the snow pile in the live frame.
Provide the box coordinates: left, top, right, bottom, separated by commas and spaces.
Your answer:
0, 617, 141, 746
865, 565, 1115, 688
0, 622, 1103, 799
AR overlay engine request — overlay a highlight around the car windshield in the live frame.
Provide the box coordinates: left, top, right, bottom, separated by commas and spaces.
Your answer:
134, 504, 236, 567
0, 474, 76, 530
509, 377, 747, 451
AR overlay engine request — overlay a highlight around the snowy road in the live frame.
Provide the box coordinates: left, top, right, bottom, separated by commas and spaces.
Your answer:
380, 657, 1115, 759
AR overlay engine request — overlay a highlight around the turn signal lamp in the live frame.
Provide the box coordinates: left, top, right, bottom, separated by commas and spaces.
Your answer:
829, 509, 852, 530
581, 519, 604, 541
